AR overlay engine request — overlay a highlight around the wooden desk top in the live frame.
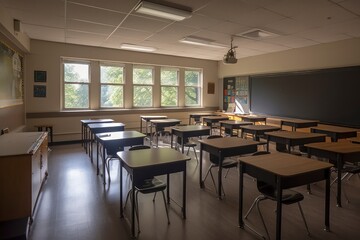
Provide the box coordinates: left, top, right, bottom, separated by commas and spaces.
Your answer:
239, 152, 333, 177
305, 141, 360, 154
203, 116, 229, 121
150, 119, 181, 124
118, 148, 190, 169
199, 137, 259, 149
96, 131, 145, 141
266, 131, 326, 139
240, 125, 280, 131
81, 119, 114, 124
140, 115, 167, 120
88, 122, 125, 129
281, 118, 319, 124
311, 125, 358, 133
171, 125, 210, 132
219, 120, 253, 126
348, 137, 360, 144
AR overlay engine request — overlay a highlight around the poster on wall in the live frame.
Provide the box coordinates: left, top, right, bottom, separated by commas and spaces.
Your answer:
0, 40, 24, 108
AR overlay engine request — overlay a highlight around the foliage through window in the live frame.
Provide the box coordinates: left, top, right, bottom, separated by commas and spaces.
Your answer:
185, 70, 201, 106
63, 62, 90, 109
161, 68, 178, 106
100, 64, 124, 108
133, 66, 153, 107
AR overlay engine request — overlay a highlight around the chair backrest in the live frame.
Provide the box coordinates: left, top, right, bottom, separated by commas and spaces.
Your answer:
129, 145, 151, 151
207, 135, 223, 163
251, 151, 274, 195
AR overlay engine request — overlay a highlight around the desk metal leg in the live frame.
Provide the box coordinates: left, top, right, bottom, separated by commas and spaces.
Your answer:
120, 161, 124, 218
199, 145, 204, 188
102, 147, 106, 185
276, 177, 283, 240
218, 152, 223, 199
183, 168, 187, 219
96, 141, 99, 175
131, 179, 136, 237
167, 174, 170, 204
239, 163, 244, 228
325, 169, 330, 231
336, 154, 343, 207
140, 118, 143, 134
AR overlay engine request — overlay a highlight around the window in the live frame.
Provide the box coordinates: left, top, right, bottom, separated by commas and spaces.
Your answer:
133, 66, 153, 107
100, 64, 124, 108
63, 62, 90, 109
161, 68, 179, 106
185, 70, 201, 106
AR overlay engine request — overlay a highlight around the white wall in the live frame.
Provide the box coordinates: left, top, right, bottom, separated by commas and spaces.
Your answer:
218, 37, 360, 78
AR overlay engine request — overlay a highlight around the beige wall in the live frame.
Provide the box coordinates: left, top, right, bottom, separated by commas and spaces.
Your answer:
218, 37, 360, 78
25, 40, 219, 141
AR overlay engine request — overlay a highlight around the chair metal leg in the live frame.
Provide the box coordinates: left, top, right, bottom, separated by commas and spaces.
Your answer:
297, 202, 310, 236
256, 198, 271, 240
161, 190, 170, 224
135, 191, 141, 233
153, 192, 157, 202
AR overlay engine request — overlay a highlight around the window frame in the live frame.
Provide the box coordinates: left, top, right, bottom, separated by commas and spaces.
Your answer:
184, 69, 202, 107
132, 65, 154, 108
160, 67, 179, 107
99, 62, 125, 109
62, 60, 91, 110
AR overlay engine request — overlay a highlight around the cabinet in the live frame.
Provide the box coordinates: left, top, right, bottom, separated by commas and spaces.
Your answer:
0, 132, 48, 222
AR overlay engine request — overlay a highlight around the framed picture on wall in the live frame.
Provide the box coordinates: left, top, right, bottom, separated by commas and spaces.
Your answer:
34, 85, 46, 97
207, 82, 215, 94
34, 70, 47, 82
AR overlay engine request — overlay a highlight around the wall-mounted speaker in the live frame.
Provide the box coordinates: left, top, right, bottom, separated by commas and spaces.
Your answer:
14, 19, 21, 32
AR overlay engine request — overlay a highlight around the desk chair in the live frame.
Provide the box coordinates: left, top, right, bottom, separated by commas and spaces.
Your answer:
125, 145, 170, 233
331, 163, 360, 203
203, 135, 238, 196
175, 124, 199, 163
104, 145, 124, 183
244, 151, 310, 239
194, 117, 202, 125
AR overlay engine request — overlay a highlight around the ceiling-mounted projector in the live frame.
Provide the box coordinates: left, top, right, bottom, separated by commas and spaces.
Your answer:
223, 37, 237, 64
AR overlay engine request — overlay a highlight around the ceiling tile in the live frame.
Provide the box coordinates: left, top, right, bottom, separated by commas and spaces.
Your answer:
23, 24, 65, 42
67, 19, 116, 35
294, 28, 351, 43
68, 0, 136, 13
121, 15, 171, 33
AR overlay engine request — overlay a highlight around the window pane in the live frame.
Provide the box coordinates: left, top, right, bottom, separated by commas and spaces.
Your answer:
64, 63, 89, 83
161, 69, 178, 85
101, 85, 123, 108
100, 66, 124, 84
185, 70, 200, 86
133, 67, 153, 84
64, 84, 89, 108
161, 87, 178, 106
133, 86, 152, 107
185, 87, 200, 106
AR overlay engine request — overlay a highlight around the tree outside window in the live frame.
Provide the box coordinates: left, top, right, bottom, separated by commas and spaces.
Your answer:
185, 70, 201, 106
161, 68, 179, 106
63, 62, 90, 109
133, 66, 153, 107
100, 64, 124, 108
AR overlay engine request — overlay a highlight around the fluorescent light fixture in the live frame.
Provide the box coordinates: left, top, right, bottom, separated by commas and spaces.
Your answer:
120, 43, 156, 52
135, 1, 192, 21
180, 36, 227, 49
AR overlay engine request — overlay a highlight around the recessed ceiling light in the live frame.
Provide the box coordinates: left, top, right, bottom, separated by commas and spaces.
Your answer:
135, 1, 192, 21
179, 36, 227, 49
236, 28, 279, 40
120, 43, 156, 52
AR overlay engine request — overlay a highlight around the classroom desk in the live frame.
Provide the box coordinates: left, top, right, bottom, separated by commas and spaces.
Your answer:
188, 113, 217, 125
150, 119, 181, 147
305, 141, 360, 207
80, 119, 114, 153
139, 115, 167, 136
240, 125, 281, 141
239, 115, 267, 125
198, 137, 259, 198
117, 148, 191, 238
95, 131, 146, 184
347, 136, 360, 144
265, 131, 326, 153
88, 122, 125, 163
170, 125, 211, 153
280, 119, 319, 131
310, 125, 358, 142
219, 120, 253, 137
239, 153, 332, 240
202, 116, 229, 135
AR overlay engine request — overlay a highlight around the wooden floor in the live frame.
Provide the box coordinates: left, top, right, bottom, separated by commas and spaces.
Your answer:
28, 140, 360, 240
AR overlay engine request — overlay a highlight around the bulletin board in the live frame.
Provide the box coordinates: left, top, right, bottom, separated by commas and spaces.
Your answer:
0, 40, 24, 108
